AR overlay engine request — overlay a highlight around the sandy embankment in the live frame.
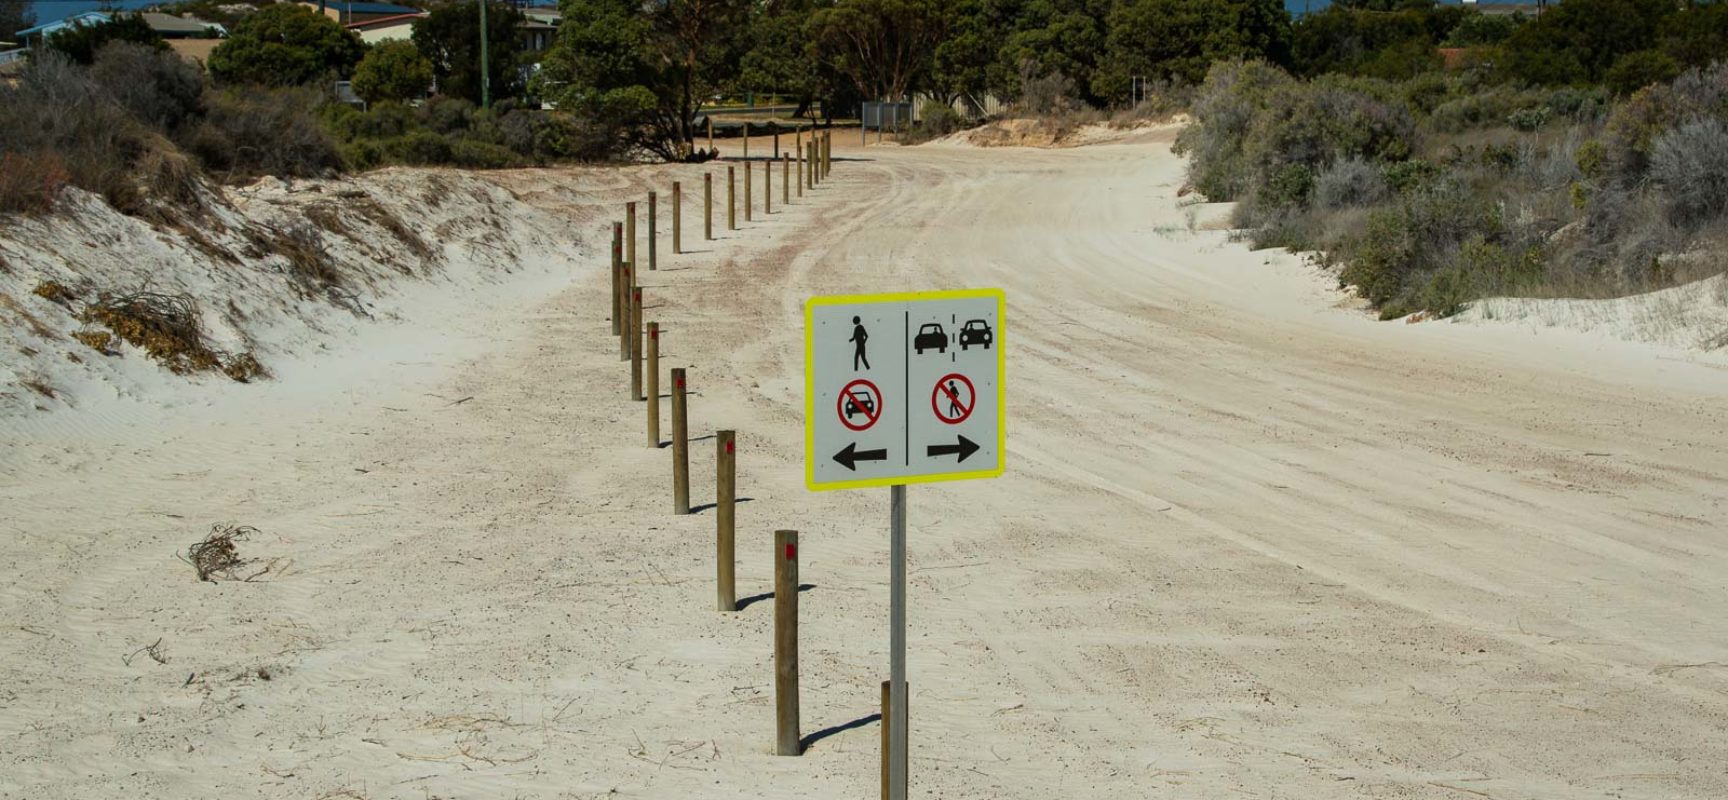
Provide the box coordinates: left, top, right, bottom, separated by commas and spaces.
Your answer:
4, 134, 1728, 800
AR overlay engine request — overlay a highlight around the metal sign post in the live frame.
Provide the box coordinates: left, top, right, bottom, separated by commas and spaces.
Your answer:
803, 289, 1005, 799
888, 483, 908, 799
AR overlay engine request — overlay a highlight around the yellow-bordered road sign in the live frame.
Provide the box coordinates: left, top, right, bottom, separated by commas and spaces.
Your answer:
804, 289, 1006, 491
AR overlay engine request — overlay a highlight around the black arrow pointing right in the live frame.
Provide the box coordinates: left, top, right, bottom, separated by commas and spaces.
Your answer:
926, 435, 980, 463
833, 442, 889, 471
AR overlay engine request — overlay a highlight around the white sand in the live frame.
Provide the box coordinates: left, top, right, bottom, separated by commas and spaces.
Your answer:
4, 135, 1728, 799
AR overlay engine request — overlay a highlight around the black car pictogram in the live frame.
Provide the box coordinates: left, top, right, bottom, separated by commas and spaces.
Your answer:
914, 323, 947, 354
844, 394, 875, 418
959, 319, 993, 350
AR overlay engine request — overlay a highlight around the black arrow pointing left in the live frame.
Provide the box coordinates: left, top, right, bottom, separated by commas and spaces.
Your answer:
834, 442, 888, 471
925, 435, 980, 463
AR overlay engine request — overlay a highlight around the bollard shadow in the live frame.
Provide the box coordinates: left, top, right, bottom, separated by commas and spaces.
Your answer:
799, 712, 881, 753
734, 583, 815, 612
655, 428, 712, 449
689, 497, 754, 515
657, 266, 694, 273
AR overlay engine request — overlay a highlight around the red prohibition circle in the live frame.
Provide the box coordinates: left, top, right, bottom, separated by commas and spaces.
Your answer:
838, 379, 883, 431
931, 373, 976, 425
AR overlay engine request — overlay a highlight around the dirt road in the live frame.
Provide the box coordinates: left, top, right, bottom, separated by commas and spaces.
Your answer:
5, 130, 1727, 799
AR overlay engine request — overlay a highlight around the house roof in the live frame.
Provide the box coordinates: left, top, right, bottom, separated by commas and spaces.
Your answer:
139, 12, 225, 36
345, 12, 425, 30
16, 10, 109, 39
298, 1, 422, 15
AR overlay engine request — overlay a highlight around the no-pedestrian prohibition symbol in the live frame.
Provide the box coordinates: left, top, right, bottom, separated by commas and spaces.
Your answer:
931, 373, 974, 425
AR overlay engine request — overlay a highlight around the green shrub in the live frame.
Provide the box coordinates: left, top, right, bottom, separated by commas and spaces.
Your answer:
352, 41, 434, 105
448, 138, 522, 169
1382, 159, 1440, 193
385, 130, 453, 164
1313, 156, 1388, 210
1507, 106, 1551, 132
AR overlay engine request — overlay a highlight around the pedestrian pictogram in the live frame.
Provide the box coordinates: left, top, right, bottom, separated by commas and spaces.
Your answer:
850, 316, 871, 370
931, 374, 974, 425
838, 379, 882, 431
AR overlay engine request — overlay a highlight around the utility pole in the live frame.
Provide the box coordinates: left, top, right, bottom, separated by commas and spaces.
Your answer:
479, 0, 491, 109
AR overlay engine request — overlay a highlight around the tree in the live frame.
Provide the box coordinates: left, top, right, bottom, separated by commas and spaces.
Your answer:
538, 0, 752, 161
1501, 0, 1677, 84
209, 4, 365, 86
738, 0, 825, 117
46, 13, 166, 64
1096, 0, 1289, 98
413, 2, 525, 106
809, 0, 950, 101
2, 0, 35, 42
928, 0, 1021, 106
996, 0, 1112, 106
352, 40, 434, 104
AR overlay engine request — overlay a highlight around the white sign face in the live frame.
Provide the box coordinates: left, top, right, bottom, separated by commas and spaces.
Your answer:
804, 289, 1005, 491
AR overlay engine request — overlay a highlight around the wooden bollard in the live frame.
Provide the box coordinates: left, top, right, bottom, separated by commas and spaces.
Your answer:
716, 430, 736, 611
672, 182, 682, 255
630, 288, 644, 400
823, 133, 831, 179
648, 191, 658, 271
743, 121, 749, 160
646, 322, 660, 446
745, 160, 753, 222
774, 529, 800, 755
764, 150, 772, 215
707, 116, 714, 153
704, 173, 713, 240
618, 261, 632, 362
782, 154, 790, 205
727, 167, 736, 231
671, 368, 690, 514
774, 129, 780, 159
626, 202, 637, 270
881, 681, 890, 800
795, 149, 803, 198
880, 680, 908, 799
610, 222, 622, 335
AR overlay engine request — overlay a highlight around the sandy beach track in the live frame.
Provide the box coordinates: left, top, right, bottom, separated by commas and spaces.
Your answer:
4, 130, 1727, 799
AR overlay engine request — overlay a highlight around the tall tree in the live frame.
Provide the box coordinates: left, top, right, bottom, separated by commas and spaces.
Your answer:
2, 0, 35, 42
738, 0, 825, 117
209, 4, 365, 86
539, 0, 752, 161
995, 0, 1111, 106
1096, 0, 1289, 98
929, 0, 1021, 106
413, 2, 526, 106
809, 0, 950, 101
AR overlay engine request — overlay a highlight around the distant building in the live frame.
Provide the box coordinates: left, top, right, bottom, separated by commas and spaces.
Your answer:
299, 1, 425, 26
13, 9, 223, 48
345, 12, 425, 45
12, 10, 111, 47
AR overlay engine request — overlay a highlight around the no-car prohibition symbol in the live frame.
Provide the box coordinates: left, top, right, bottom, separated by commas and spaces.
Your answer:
931, 373, 975, 425
838, 379, 883, 431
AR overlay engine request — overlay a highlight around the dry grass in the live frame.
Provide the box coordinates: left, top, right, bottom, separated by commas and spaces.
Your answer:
76, 291, 267, 381
182, 523, 259, 582
79, 292, 223, 374
355, 197, 435, 265
32, 280, 78, 306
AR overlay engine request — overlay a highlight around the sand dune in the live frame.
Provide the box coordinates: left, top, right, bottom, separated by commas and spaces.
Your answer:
3, 135, 1727, 799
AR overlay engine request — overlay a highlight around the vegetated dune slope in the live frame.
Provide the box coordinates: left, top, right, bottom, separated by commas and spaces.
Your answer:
3, 134, 1727, 800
